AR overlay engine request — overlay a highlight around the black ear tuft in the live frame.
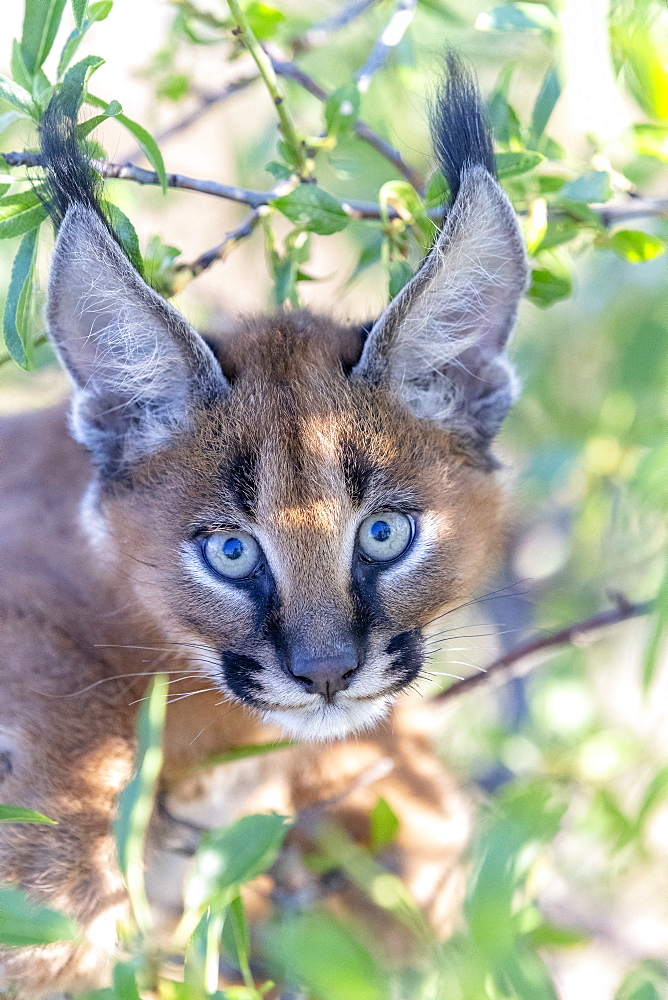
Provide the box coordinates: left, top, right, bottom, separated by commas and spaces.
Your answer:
38, 91, 111, 235
430, 52, 496, 205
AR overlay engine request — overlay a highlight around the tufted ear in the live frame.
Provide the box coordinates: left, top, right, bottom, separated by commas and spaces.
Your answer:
47, 204, 228, 475
353, 165, 527, 445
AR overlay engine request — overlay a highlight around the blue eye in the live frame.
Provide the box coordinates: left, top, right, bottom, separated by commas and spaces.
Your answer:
202, 530, 261, 579
357, 511, 414, 562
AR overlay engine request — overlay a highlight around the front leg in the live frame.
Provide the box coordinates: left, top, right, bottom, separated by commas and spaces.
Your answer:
0, 617, 138, 998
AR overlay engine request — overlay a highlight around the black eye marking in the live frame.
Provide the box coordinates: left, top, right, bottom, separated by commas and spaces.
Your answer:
221, 652, 264, 704
385, 630, 423, 687
227, 447, 258, 519
340, 437, 374, 507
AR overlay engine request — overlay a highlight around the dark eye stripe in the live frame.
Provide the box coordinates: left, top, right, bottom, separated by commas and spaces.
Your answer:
226, 447, 258, 518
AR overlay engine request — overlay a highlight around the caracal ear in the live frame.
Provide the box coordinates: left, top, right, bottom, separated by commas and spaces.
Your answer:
353, 61, 528, 447
47, 204, 227, 475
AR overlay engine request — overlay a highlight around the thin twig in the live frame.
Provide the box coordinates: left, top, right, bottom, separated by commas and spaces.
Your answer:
175, 210, 261, 278
4, 151, 666, 227
226, 0, 309, 177
356, 0, 417, 94
434, 598, 653, 703
269, 54, 425, 191
155, 70, 258, 147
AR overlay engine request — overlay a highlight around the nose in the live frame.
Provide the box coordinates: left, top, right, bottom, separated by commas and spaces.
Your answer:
289, 646, 359, 702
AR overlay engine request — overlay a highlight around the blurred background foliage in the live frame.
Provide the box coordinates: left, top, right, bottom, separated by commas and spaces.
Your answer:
1, 0, 668, 998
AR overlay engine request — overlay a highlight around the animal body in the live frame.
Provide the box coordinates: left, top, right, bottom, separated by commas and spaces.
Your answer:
0, 59, 527, 996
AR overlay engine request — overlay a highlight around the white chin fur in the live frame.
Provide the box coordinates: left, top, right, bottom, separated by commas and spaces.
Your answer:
262, 694, 394, 742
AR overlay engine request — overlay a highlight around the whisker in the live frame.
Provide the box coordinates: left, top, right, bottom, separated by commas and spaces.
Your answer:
29, 668, 204, 698
424, 579, 534, 627
129, 687, 215, 707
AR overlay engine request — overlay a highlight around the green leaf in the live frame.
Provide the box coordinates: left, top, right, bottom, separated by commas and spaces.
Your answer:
388, 259, 413, 299
194, 740, 295, 771
115, 112, 167, 193
77, 100, 122, 138
63, 55, 105, 106
0, 74, 36, 118
0, 804, 55, 824
642, 556, 668, 691
10, 40, 33, 92
526, 263, 572, 308
637, 765, 668, 828
0, 191, 48, 240
369, 796, 400, 852
0, 884, 79, 945
379, 180, 432, 244
271, 185, 349, 236
21, 0, 68, 75
72, 0, 88, 29
184, 812, 290, 912
112, 962, 141, 1000
266, 910, 386, 1000
424, 170, 449, 209
0, 110, 31, 136
114, 673, 167, 934
633, 124, 668, 162
244, 2, 285, 41
610, 230, 666, 263
324, 82, 360, 138
495, 150, 544, 179
106, 203, 144, 275
475, 3, 557, 35
614, 960, 668, 1000
265, 160, 293, 181
2, 227, 40, 370
59, 1, 114, 77
529, 65, 561, 145
557, 170, 611, 204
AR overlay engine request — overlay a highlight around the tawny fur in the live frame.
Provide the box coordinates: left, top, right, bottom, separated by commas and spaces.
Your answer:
0, 313, 502, 995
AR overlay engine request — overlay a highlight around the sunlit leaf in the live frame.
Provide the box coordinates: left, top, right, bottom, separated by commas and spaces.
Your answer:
21, 0, 68, 75
495, 150, 544, 179
2, 226, 39, 369
0, 885, 79, 945
633, 124, 668, 162
0, 74, 36, 118
526, 263, 572, 307
610, 230, 666, 263
0, 804, 56, 824
106, 202, 144, 275
325, 82, 360, 138
184, 812, 290, 913
271, 185, 349, 235
114, 673, 167, 935
529, 65, 561, 145
112, 962, 141, 1000
369, 796, 400, 852
476, 3, 557, 35
59, 1, 114, 77
557, 171, 611, 204
266, 910, 387, 1000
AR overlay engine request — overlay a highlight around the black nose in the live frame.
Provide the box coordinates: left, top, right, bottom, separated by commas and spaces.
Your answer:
289, 647, 359, 702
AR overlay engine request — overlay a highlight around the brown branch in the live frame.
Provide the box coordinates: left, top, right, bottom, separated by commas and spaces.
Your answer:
434, 598, 653, 703
175, 209, 261, 278
4, 151, 666, 227
356, 0, 417, 94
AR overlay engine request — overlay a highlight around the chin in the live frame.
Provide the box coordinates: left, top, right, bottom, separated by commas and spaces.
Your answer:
261, 693, 395, 742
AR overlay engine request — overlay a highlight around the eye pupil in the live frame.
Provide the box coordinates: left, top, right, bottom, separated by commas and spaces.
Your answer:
222, 537, 244, 560
370, 520, 391, 543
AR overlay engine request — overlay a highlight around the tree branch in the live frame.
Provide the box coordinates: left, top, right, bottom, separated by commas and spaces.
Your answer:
356, 0, 417, 94
434, 598, 653, 703
5, 149, 666, 228
226, 0, 309, 177
175, 210, 261, 279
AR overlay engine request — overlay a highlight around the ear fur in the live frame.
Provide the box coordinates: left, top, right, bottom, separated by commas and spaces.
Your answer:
47, 204, 227, 475
38, 91, 226, 475
353, 59, 528, 446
